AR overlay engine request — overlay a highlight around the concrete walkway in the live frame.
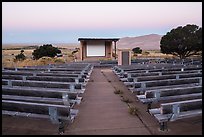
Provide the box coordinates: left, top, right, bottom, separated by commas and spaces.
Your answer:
65, 68, 151, 135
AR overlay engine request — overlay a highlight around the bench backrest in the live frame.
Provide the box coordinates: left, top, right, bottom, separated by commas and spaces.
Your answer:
145, 86, 202, 98
2, 75, 85, 83
2, 100, 70, 117
2, 86, 78, 99
161, 99, 202, 115
141, 77, 201, 88
2, 79, 83, 89
2, 71, 87, 78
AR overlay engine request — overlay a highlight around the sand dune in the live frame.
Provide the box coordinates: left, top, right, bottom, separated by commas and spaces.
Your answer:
117, 34, 163, 50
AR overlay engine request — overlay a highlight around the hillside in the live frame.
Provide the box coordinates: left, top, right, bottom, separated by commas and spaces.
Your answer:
117, 34, 163, 50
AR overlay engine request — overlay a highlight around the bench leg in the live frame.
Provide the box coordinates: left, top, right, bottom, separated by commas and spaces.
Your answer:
147, 103, 152, 112
58, 120, 66, 135
159, 122, 168, 131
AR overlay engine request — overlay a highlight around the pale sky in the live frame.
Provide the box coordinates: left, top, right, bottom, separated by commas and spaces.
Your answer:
2, 2, 202, 44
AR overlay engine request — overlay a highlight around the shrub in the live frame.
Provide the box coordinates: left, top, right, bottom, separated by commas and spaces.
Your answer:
132, 47, 142, 56
32, 44, 61, 59
14, 53, 26, 61
54, 58, 65, 64
114, 90, 123, 94
121, 98, 133, 103
128, 106, 138, 115
37, 57, 54, 65
72, 48, 79, 55
143, 51, 150, 55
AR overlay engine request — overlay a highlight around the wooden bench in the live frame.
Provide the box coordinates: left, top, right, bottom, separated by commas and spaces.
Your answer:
3, 65, 89, 72
126, 72, 202, 82
2, 85, 82, 105
2, 71, 88, 79
2, 79, 86, 92
114, 64, 201, 75
2, 99, 78, 133
119, 69, 201, 82
2, 63, 93, 134
149, 99, 202, 131
2, 63, 93, 76
121, 68, 201, 80
136, 86, 202, 110
128, 77, 201, 94
2, 75, 86, 83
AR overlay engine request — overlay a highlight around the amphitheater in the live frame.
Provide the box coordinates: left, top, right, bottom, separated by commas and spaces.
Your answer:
2, 58, 202, 135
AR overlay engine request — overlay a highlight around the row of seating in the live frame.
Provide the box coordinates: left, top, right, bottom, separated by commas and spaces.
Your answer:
131, 58, 202, 65
2, 63, 94, 134
112, 63, 202, 131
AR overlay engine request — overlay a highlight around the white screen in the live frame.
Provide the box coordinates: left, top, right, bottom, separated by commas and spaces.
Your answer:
87, 44, 105, 56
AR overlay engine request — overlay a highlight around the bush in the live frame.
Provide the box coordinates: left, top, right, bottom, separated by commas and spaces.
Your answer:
37, 57, 54, 65
14, 53, 26, 61
114, 90, 123, 94
143, 51, 150, 55
54, 58, 66, 64
32, 44, 61, 60
121, 98, 133, 103
128, 106, 138, 115
132, 47, 142, 57
72, 48, 80, 55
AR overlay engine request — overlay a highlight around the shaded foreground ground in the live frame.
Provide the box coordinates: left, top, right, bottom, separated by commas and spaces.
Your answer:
2, 68, 202, 135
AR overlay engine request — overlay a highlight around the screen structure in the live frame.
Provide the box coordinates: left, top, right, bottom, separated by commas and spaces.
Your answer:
87, 42, 105, 57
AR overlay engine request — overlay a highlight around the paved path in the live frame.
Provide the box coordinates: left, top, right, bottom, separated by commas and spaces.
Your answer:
65, 68, 151, 135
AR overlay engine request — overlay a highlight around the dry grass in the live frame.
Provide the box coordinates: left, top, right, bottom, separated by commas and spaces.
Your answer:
131, 50, 173, 59
2, 57, 68, 68
2, 45, 78, 68
121, 97, 133, 103
128, 106, 139, 116
114, 89, 123, 94
2, 45, 177, 68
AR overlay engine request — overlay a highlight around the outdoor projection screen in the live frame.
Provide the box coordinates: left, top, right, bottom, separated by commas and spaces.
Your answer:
87, 44, 105, 56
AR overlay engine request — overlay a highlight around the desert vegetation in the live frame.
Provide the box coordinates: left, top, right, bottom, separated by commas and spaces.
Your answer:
2, 44, 80, 68
114, 89, 123, 94
132, 47, 142, 57
128, 106, 139, 116
32, 44, 62, 59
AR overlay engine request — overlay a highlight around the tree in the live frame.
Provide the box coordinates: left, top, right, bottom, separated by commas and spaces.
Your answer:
132, 47, 142, 55
32, 44, 61, 60
15, 51, 26, 61
160, 24, 202, 59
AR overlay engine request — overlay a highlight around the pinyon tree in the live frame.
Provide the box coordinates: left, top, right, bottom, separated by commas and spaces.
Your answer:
160, 24, 202, 59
